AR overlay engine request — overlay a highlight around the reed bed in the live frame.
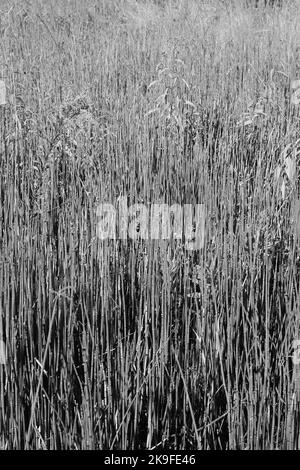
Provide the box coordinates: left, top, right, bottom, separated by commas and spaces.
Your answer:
0, 0, 300, 449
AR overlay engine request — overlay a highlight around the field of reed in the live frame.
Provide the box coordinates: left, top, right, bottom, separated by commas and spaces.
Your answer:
1, 0, 300, 450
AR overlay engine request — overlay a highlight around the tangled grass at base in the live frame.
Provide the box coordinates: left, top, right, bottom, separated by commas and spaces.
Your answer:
1, 0, 300, 449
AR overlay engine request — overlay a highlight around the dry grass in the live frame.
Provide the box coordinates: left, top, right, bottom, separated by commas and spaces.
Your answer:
0, 0, 300, 449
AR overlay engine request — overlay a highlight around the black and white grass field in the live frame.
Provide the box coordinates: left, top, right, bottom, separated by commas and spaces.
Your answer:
0, 0, 300, 450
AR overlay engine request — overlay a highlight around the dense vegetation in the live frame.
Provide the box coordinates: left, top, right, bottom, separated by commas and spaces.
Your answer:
0, 0, 300, 449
